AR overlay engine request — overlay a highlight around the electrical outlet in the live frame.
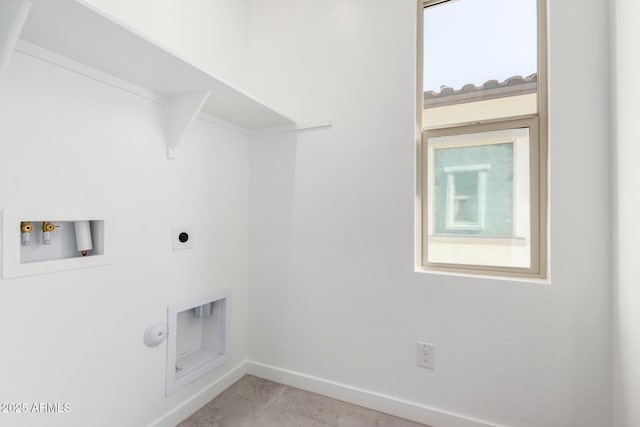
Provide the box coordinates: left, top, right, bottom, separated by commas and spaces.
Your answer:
417, 342, 435, 369
172, 226, 193, 250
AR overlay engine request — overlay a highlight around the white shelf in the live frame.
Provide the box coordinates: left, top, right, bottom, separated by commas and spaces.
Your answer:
0, 0, 29, 78
0, 0, 298, 157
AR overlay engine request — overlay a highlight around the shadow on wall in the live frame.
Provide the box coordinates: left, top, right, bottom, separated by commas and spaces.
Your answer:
249, 131, 298, 360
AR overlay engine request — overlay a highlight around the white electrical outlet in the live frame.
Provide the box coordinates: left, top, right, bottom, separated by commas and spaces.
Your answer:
417, 342, 435, 369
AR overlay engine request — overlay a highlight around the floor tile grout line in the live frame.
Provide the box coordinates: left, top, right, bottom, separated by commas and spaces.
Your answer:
259, 384, 289, 416
259, 386, 342, 427
245, 382, 291, 426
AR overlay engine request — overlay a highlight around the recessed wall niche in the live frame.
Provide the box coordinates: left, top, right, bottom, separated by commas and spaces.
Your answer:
2, 210, 110, 278
166, 289, 230, 395
19, 220, 104, 263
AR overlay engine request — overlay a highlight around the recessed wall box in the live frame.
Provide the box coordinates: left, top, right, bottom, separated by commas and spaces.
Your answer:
2, 209, 110, 278
166, 289, 230, 395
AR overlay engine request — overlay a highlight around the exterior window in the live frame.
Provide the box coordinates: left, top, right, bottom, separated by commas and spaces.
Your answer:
417, 0, 547, 278
442, 163, 491, 232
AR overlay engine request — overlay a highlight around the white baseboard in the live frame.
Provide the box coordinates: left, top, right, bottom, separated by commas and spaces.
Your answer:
148, 360, 248, 427
247, 361, 497, 427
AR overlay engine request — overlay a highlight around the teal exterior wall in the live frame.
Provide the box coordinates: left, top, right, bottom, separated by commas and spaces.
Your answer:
434, 142, 514, 236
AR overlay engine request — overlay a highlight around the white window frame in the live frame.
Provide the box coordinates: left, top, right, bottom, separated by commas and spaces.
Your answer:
443, 163, 490, 231
416, 0, 548, 279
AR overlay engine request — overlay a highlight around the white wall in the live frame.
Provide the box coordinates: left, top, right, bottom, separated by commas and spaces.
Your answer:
247, 0, 612, 426
612, 0, 640, 425
86, 0, 250, 88
0, 45, 249, 427
0, 0, 618, 425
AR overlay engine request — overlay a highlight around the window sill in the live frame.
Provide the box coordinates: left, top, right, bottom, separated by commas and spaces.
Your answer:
428, 235, 527, 246
413, 265, 551, 285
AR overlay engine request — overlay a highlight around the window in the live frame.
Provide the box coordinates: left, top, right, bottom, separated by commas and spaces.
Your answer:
417, 0, 547, 278
442, 163, 491, 232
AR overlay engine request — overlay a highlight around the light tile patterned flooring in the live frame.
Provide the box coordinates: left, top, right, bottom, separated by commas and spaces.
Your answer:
178, 375, 430, 427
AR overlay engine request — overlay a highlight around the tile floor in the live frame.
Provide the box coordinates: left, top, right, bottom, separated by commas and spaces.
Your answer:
177, 375, 430, 427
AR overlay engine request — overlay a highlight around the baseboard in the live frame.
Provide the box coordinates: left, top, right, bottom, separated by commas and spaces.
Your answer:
148, 360, 248, 427
247, 361, 497, 427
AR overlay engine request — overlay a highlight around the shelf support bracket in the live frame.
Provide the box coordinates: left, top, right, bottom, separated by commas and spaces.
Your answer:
165, 90, 211, 159
0, 0, 31, 81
